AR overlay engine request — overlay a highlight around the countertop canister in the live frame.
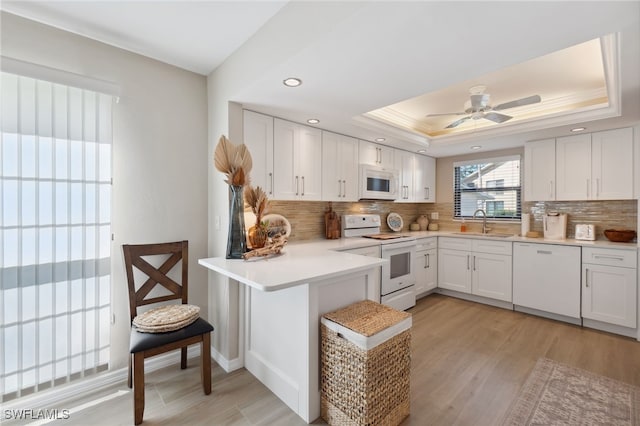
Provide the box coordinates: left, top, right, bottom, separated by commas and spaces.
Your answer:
521, 213, 531, 236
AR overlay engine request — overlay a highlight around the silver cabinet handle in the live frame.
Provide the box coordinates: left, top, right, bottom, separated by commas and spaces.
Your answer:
301, 176, 305, 196
594, 254, 624, 261
338, 179, 342, 197
473, 255, 476, 271
467, 255, 470, 270
596, 178, 600, 198
586, 179, 590, 198
549, 181, 553, 199
295, 175, 299, 196
585, 268, 589, 287
343, 180, 346, 197
425, 187, 429, 200
269, 172, 273, 195
537, 250, 552, 255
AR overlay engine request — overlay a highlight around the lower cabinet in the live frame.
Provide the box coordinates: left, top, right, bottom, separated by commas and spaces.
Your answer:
438, 237, 512, 302
582, 247, 637, 328
340, 244, 381, 303
415, 237, 437, 297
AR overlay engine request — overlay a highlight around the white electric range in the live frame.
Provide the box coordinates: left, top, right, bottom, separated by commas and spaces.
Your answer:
342, 214, 416, 311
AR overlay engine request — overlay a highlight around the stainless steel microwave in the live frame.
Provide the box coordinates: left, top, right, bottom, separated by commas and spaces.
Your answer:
359, 164, 399, 200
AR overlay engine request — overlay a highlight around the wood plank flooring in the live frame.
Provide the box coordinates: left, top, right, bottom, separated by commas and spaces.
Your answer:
11, 294, 640, 425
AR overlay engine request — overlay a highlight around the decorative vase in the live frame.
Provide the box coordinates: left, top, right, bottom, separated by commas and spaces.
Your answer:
417, 215, 429, 231
248, 224, 269, 249
226, 185, 247, 259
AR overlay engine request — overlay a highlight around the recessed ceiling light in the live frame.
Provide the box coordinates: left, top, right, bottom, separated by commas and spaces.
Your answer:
375, 137, 386, 142
283, 78, 302, 87
307, 118, 320, 124
470, 145, 482, 150
571, 127, 586, 132
417, 149, 427, 153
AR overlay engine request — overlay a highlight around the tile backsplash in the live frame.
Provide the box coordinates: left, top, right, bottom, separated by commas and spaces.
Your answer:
259, 199, 637, 242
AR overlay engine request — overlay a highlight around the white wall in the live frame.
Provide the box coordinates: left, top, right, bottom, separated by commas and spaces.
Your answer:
1, 12, 209, 370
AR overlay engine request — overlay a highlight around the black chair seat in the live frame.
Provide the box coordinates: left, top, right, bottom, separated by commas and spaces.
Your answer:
130, 317, 214, 353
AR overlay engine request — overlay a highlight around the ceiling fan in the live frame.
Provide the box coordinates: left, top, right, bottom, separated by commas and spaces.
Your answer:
426, 85, 542, 129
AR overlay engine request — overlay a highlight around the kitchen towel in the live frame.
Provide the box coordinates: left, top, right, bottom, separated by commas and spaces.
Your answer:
521, 213, 531, 236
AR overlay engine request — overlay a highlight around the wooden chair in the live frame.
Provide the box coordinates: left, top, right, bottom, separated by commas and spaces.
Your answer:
122, 240, 213, 425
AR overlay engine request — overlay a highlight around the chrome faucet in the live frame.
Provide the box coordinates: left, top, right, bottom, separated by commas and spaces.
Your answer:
473, 209, 489, 234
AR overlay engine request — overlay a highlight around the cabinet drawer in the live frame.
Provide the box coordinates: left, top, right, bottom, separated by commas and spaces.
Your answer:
438, 237, 472, 251
471, 239, 512, 256
582, 247, 637, 268
416, 237, 437, 251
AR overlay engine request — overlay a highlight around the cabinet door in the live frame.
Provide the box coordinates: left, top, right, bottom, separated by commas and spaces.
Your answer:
321, 131, 341, 201
243, 110, 274, 195
297, 125, 322, 200
339, 135, 359, 201
359, 140, 380, 166
424, 249, 437, 292
415, 154, 436, 202
472, 253, 512, 302
273, 119, 298, 200
591, 127, 633, 200
438, 248, 471, 293
582, 264, 637, 328
524, 139, 556, 201
394, 150, 415, 202
379, 145, 394, 169
556, 134, 591, 200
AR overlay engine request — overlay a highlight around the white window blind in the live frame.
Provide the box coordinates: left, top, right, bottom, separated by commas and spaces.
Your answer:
454, 155, 521, 220
1, 71, 112, 401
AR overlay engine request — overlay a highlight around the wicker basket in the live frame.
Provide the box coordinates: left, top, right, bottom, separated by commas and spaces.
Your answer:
320, 300, 412, 426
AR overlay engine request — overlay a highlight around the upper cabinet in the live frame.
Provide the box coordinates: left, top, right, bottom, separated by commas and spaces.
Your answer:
243, 110, 274, 195
359, 140, 394, 169
415, 154, 436, 202
273, 118, 322, 200
524, 127, 634, 201
524, 138, 556, 201
394, 149, 436, 203
322, 131, 359, 201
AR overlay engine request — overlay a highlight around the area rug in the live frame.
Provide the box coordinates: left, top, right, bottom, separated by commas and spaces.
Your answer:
502, 357, 640, 425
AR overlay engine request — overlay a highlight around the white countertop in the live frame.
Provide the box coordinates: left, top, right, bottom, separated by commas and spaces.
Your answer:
199, 230, 637, 293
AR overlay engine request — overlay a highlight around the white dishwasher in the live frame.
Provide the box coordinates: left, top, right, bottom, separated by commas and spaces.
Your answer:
513, 242, 581, 321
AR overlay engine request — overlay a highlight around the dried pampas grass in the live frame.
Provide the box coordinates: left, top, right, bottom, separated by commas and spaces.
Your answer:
214, 135, 253, 186
245, 185, 270, 223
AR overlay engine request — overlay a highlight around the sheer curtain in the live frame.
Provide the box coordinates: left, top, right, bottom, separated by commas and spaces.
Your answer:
1, 69, 113, 401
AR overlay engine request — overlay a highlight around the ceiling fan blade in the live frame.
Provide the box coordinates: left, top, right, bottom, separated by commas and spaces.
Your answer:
493, 95, 541, 111
483, 112, 512, 124
446, 116, 472, 128
426, 112, 467, 117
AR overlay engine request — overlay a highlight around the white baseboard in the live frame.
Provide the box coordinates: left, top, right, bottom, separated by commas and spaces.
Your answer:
2, 346, 201, 411
210, 344, 243, 372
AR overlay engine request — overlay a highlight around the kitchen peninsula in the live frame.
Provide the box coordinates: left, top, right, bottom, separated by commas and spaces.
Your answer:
198, 243, 386, 423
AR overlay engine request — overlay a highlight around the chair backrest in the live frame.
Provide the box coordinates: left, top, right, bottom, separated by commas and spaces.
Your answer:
122, 241, 189, 322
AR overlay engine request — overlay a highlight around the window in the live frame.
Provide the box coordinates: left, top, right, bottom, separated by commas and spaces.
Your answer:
1, 70, 113, 401
454, 155, 521, 220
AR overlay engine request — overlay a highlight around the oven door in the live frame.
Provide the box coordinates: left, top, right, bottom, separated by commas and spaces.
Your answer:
381, 240, 416, 296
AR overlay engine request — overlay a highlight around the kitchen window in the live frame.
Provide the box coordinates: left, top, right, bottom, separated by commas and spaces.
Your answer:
1, 66, 114, 401
454, 155, 521, 221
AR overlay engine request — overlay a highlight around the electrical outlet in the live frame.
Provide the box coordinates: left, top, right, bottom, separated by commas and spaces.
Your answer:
431, 212, 439, 220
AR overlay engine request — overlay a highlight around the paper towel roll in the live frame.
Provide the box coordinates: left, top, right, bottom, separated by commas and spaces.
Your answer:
521, 213, 531, 236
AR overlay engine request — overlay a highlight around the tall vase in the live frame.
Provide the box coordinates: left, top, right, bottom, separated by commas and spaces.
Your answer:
226, 185, 247, 259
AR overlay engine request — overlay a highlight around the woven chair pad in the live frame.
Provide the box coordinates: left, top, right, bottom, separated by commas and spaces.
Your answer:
133, 304, 200, 333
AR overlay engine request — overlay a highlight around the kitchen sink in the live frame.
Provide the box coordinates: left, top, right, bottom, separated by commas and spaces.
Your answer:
451, 232, 514, 238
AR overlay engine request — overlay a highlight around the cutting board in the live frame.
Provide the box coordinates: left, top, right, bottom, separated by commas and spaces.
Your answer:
363, 234, 403, 240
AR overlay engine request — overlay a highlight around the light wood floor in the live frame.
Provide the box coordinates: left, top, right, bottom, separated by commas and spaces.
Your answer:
15, 294, 640, 425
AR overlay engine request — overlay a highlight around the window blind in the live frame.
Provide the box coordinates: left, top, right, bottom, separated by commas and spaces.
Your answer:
1, 71, 112, 401
454, 155, 521, 220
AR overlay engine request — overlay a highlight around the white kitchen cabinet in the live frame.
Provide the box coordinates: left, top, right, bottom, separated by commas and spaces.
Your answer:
591, 127, 634, 200
415, 237, 437, 297
415, 154, 436, 202
273, 118, 322, 200
513, 242, 581, 319
359, 140, 394, 169
582, 247, 637, 328
243, 110, 274, 194
438, 237, 512, 302
394, 150, 436, 203
394, 149, 416, 202
524, 138, 556, 201
322, 131, 359, 201
556, 133, 592, 200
